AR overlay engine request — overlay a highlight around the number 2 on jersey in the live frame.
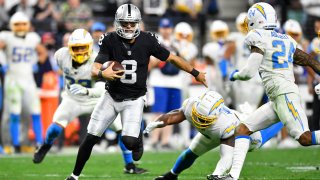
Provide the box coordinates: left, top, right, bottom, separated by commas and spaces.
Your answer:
65, 76, 92, 88
272, 40, 295, 69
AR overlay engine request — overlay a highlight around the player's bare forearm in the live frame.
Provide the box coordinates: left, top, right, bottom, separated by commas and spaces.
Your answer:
166, 53, 193, 73
91, 62, 103, 79
156, 110, 186, 126
293, 48, 320, 75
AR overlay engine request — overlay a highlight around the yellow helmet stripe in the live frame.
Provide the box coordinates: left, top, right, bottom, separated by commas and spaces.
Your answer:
253, 4, 266, 19
209, 98, 224, 114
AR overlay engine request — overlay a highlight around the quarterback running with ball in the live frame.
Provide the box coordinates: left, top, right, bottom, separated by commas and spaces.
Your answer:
33, 29, 147, 174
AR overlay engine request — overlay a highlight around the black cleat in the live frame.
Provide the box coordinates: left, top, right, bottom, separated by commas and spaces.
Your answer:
65, 176, 76, 180
124, 163, 148, 174
33, 144, 52, 164
132, 132, 144, 161
207, 174, 221, 180
154, 171, 178, 180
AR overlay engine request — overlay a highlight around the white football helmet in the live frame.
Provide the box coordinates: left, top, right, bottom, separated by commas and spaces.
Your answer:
191, 91, 224, 129
114, 4, 142, 39
283, 19, 302, 42
174, 22, 193, 42
10, 12, 30, 37
68, 29, 93, 64
236, 12, 248, 34
246, 2, 277, 31
210, 20, 229, 41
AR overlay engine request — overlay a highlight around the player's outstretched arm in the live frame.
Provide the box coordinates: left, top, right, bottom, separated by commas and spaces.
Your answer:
229, 46, 264, 81
293, 48, 320, 75
166, 53, 207, 87
143, 109, 186, 134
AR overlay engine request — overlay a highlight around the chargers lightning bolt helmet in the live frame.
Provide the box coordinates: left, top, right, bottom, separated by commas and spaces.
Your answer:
246, 2, 277, 31
191, 91, 224, 129
68, 29, 93, 64
115, 4, 142, 39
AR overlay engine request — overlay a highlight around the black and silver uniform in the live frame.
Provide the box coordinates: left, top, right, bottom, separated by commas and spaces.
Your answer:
95, 31, 170, 101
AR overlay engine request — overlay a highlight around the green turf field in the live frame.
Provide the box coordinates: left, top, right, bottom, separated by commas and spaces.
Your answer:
0, 147, 320, 179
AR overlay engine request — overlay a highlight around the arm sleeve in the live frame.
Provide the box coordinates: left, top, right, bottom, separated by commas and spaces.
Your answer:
95, 33, 111, 64
149, 33, 170, 61
212, 144, 234, 176
233, 52, 264, 81
87, 81, 105, 98
244, 30, 266, 53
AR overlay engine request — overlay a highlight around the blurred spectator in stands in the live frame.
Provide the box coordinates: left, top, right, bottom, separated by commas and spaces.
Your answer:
143, 0, 167, 16
173, 22, 198, 148
59, 0, 93, 32
0, 0, 9, 30
32, 0, 60, 33
8, 0, 34, 19
307, 19, 320, 131
301, 0, 320, 41
90, 22, 106, 52
165, 0, 202, 19
148, 18, 181, 150
202, 20, 231, 104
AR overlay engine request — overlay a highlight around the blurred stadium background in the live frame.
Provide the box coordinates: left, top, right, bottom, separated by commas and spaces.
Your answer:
0, 0, 320, 179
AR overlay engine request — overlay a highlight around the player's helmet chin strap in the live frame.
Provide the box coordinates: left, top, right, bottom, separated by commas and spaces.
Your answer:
191, 105, 218, 129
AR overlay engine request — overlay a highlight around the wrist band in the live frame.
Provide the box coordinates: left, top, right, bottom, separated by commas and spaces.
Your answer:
190, 68, 200, 77
98, 70, 103, 78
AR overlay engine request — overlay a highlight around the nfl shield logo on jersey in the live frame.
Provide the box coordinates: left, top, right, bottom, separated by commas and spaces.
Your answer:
128, 51, 132, 56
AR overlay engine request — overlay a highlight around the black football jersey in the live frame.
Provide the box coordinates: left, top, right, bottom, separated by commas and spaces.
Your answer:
95, 31, 170, 101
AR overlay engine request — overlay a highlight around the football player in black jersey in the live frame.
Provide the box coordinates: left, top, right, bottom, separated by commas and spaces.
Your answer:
66, 4, 207, 180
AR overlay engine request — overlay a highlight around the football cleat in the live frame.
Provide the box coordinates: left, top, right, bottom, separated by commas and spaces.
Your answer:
216, 174, 238, 180
124, 163, 148, 174
33, 144, 52, 164
132, 132, 144, 161
154, 171, 178, 180
207, 174, 221, 180
65, 176, 76, 180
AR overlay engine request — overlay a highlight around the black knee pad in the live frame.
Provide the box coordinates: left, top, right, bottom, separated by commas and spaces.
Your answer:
122, 136, 138, 150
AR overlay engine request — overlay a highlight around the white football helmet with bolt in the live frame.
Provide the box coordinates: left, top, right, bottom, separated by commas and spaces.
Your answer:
246, 2, 277, 31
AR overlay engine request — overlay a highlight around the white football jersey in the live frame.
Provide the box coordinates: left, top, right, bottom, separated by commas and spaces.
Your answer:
54, 47, 99, 104
181, 97, 240, 140
245, 29, 299, 100
228, 32, 250, 69
0, 31, 40, 80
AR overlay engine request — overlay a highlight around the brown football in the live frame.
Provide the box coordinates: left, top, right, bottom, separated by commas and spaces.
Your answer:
101, 61, 125, 76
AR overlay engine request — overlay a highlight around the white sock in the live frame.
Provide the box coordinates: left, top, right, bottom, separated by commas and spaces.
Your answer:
71, 173, 79, 180
229, 136, 250, 179
212, 144, 234, 175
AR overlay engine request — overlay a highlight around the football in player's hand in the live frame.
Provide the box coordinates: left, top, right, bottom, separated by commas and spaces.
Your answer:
101, 61, 124, 76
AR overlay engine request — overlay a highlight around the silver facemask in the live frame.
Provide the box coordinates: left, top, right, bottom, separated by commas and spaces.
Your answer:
114, 4, 142, 39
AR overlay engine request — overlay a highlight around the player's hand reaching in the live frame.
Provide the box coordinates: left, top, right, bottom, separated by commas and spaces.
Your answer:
196, 72, 208, 88
70, 84, 88, 96
143, 121, 165, 134
315, 83, 320, 95
101, 62, 125, 81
